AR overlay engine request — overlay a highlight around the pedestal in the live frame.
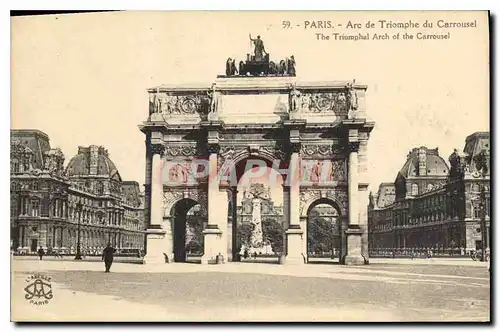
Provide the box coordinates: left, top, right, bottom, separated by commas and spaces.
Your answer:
284, 227, 305, 264
344, 227, 365, 265
201, 227, 223, 264
144, 228, 173, 264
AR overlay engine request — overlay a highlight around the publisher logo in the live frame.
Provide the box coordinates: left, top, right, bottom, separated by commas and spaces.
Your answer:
24, 274, 53, 305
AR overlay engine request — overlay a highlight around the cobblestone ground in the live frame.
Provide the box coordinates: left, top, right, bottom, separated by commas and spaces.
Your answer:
11, 257, 490, 322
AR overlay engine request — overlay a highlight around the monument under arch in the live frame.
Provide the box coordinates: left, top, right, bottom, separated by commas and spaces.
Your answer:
139, 38, 375, 265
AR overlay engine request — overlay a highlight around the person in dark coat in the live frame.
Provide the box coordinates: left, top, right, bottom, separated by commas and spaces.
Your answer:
37, 247, 45, 260
102, 243, 116, 273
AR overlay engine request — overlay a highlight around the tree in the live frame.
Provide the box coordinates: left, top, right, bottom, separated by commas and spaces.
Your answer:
237, 222, 254, 246
308, 216, 336, 255
186, 216, 204, 254
262, 218, 283, 254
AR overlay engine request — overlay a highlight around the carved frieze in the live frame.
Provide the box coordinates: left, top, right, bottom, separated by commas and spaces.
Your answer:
149, 92, 209, 116
301, 159, 347, 183
301, 92, 348, 116
165, 145, 203, 157
301, 144, 344, 158
164, 161, 207, 185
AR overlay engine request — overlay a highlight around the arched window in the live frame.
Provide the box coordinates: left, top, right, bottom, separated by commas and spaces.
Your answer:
411, 183, 419, 196
96, 182, 104, 195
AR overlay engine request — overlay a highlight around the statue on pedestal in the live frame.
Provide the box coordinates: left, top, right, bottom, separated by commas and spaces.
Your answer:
289, 84, 302, 119
206, 83, 219, 120
240, 184, 275, 256
346, 80, 358, 119
149, 89, 163, 115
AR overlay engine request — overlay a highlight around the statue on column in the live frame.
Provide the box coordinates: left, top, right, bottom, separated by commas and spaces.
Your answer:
206, 83, 219, 121
289, 83, 302, 120
240, 184, 275, 256
150, 89, 162, 115
346, 80, 358, 119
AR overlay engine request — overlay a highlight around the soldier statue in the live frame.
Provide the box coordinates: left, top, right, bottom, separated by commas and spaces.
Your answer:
346, 80, 358, 111
289, 83, 301, 113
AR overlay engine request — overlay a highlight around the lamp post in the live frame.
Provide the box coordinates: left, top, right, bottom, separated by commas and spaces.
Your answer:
74, 201, 83, 260
479, 185, 487, 262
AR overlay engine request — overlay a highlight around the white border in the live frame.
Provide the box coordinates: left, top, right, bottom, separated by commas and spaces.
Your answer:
3, 1, 497, 331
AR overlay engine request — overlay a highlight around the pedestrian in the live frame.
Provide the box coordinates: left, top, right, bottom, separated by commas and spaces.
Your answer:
37, 246, 45, 260
102, 242, 116, 273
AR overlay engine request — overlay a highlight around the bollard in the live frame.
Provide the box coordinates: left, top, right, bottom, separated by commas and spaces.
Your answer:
216, 252, 225, 264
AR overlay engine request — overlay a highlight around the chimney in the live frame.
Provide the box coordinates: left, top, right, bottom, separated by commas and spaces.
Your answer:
89, 145, 99, 175
418, 147, 427, 176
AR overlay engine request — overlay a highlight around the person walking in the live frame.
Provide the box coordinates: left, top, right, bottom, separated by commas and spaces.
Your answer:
37, 246, 45, 260
101, 243, 116, 273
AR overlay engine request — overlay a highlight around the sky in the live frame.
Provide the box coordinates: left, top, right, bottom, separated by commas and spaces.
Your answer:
11, 11, 489, 197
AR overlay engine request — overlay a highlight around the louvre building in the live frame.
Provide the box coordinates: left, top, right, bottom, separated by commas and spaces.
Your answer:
10, 129, 145, 254
368, 132, 490, 253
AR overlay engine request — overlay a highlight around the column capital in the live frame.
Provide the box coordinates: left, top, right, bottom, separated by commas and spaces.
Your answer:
207, 143, 220, 154
149, 143, 165, 156
290, 142, 301, 154
348, 141, 360, 153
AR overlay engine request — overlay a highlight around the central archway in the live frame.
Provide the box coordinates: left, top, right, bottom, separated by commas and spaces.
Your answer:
306, 198, 342, 264
221, 153, 287, 263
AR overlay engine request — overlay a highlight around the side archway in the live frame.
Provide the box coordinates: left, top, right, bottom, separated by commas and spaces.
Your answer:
163, 189, 207, 263
303, 196, 344, 264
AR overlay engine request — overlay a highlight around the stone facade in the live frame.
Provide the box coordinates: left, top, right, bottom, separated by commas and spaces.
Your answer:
10, 130, 145, 254
368, 132, 491, 252
140, 75, 374, 265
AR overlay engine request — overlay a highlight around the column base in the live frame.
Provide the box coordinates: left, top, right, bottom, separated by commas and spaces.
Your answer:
285, 227, 305, 265
344, 254, 366, 266
201, 227, 223, 265
344, 226, 365, 266
282, 255, 306, 265
144, 228, 171, 264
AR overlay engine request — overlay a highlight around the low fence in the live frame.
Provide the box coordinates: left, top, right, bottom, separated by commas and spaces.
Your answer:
13, 248, 144, 258
369, 248, 470, 258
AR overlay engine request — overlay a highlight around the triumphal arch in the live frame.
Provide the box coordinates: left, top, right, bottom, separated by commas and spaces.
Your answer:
139, 41, 374, 265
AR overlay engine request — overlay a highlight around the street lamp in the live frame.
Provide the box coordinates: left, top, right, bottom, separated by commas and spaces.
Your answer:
74, 201, 83, 260
479, 186, 487, 262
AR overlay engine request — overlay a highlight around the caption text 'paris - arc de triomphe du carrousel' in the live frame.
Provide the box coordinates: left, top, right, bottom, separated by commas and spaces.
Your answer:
139, 36, 375, 265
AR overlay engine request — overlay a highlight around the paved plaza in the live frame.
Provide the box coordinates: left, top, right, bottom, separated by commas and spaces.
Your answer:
11, 257, 490, 322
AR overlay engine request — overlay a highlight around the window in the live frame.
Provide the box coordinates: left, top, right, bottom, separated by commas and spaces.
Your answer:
23, 198, 29, 215
411, 183, 418, 196
31, 200, 40, 217
32, 182, 39, 191
96, 182, 104, 195
473, 204, 481, 219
